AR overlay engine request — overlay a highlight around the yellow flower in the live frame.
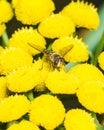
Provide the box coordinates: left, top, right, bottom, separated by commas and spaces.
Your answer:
30, 94, 65, 130
0, 47, 33, 74
0, 94, 30, 122
14, 0, 55, 25
12, 0, 18, 8
7, 66, 41, 93
38, 13, 75, 39
52, 36, 88, 62
0, 77, 8, 101
0, 0, 13, 23
61, 0, 99, 29
7, 120, 40, 130
0, 23, 6, 37
98, 51, 104, 70
45, 70, 78, 94
33, 59, 50, 92
8, 27, 46, 55
33, 57, 66, 91
0, 46, 4, 55
64, 109, 97, 130
33, 58, 50, 71
77, 81, 104, 114
69, 63, 104, 87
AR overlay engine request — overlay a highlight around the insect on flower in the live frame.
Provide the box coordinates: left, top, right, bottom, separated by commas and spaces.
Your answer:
28, 43, 73, 70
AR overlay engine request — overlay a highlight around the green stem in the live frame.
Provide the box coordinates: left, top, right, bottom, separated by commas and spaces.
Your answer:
91, 112, 104, 130
88, 51, 94, 64
26, 91, 34, 101
1, 30, 9, 47
92, 32, 104, 66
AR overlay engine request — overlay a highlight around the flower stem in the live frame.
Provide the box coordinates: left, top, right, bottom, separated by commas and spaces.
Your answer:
26, 91, 34, 101
88, 51, 94, 64
1, 30, 9, 47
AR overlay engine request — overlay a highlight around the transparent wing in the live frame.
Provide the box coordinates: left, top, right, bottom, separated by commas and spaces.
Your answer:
59, 44, 73, 57
28, 43, 45, 52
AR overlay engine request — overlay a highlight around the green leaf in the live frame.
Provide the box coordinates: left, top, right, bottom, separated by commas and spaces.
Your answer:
92, 32, 104, 65
84, 4, 104, 53
65, 62, 80, 71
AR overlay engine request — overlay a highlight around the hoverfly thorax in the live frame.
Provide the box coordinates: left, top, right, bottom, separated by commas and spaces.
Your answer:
43, 49, 65, 70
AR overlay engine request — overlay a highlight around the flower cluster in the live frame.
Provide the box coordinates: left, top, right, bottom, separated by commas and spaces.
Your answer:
0, 0, 104, 130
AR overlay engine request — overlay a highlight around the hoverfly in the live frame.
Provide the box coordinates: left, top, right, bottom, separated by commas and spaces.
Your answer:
28, 43, 73, 70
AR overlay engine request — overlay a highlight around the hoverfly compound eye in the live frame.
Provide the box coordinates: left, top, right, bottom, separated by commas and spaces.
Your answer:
54, 58, 60, 66
54, 56, 65, 67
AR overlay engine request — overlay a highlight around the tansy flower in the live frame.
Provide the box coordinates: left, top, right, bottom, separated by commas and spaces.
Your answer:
38, 13, 75, 39
30, 94, 65, 130
69, 63, 104, 87
7, 66, 41, 93
0, 47, 33, 74
8, 27, 46, 55
0, 94, 30, 122
0, 77, 8, 101
0, 46, 4, 55
0, 23, 6, 37
12, 0, 18, 8
0, 0, 13, 23
13, 0, 55, 25
64, 109, 97, 130
77, 81, 104, 114
52, 36, 88, 62
33, 59, 50, 92
7, 120, 40, 130
61, 0, 99, 29
98, 51, 104, 70
45, 70, 78, 94
33, 58, 51, 71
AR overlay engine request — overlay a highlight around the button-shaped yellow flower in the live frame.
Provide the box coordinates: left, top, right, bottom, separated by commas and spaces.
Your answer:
7, 120, 40, 130
61, 0, 99, 29
69, 63, 104, 86
14, 0, 55, 25
0, 47, 33, 74
0, 77, 8, 101
52, 36, 88, 62
12, 0, 18, 8
0, 95, 30, 122
30, 94, 65, 130
8, 27, 46, 55
0, 23, 6, 37
64, 109, 97, 130
0, 46, 4, 55
7, 66, 41, 93
0, 0, 13, 23
33, 59, 50, 92
45, 70, 78, 94
77, 81, 104, 114
98, 51, 104, 70
38, 13, 75, 39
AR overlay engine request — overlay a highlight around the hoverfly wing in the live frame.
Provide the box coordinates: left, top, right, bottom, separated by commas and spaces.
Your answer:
59, 44, 73, 57
28, 42, 45, 53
